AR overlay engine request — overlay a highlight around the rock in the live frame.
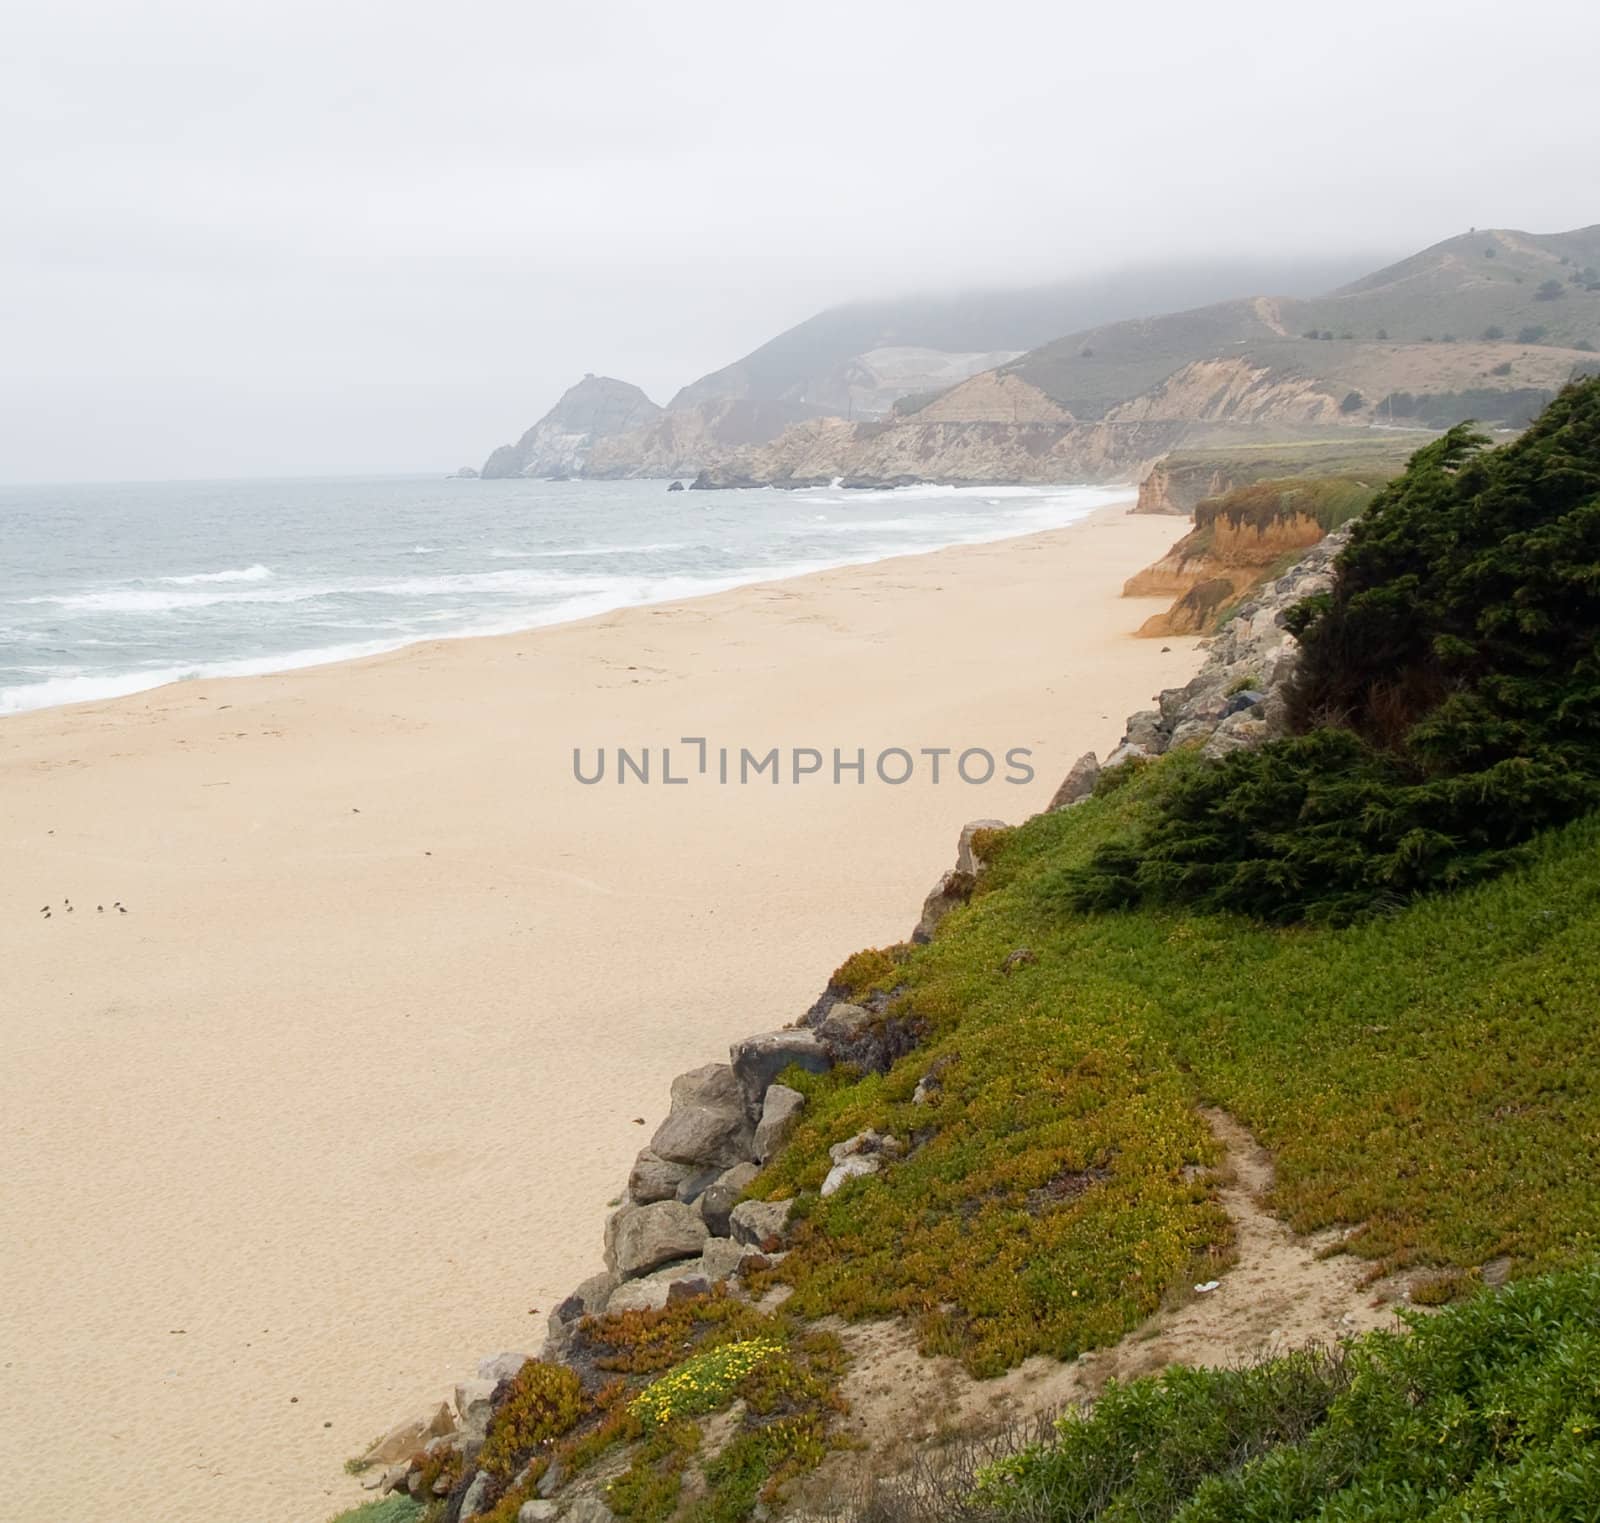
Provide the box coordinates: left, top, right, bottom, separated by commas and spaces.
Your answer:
628, 1148, 698, 1205
672, 1165, 724, 1206
827, 1129, 905, 1164
913, 869, 973, 943
521, 1502, 559, 1522
1122, 709, 1164, 750
649, 1063, 756, 1170
729, 1197, 794, 1249
1167, 717, 1216, 749
605, 1273, 677, 1315
666, 480, 685, 492
700, 1162, 760, 1235
1202, 714, 1269, 758
604, 1200, 710, 1280
565, 1497, 618, 1523
460, 1469, 492, 1520
449, 466, 480, 479
360, 1401, 455, 1466
916, 818, 1008, 941
476, 1351, 530, 1385
381, 1461, 411, 1493
1047, 751, 1100, 811
668, 1275, 712, 1303
821, 1153, 880, 1196
700, 1237, 757, 1282
729, 1030, 831, 1113
955, 818, 1008, 876
545, 1270, 617, 1356
1223, 688, 1265, 717
1102, 741, 1151, 771
454, 1379, 498, 1443
752, 1084, 805, 1162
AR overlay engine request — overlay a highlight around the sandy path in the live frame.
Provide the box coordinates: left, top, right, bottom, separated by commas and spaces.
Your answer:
0, 504, 1199, 1523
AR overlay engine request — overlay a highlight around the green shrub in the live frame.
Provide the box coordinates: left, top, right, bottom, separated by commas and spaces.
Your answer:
975, 1261, 1600, 1522
1066, 381, 1600, 924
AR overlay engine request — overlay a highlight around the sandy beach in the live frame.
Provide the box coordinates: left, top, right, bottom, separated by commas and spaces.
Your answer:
0, 503, 1200, 1523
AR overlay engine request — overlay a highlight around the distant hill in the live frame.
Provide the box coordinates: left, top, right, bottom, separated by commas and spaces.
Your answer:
1005, 226, 1600, 420
669, 255, 1384, 419
481, 374, 661, 479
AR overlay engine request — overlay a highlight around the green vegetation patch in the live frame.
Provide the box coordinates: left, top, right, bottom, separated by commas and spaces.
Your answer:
749, 752, 1600, 1372
324, 1499, 424, 1523
974, 1261, 1600, 1521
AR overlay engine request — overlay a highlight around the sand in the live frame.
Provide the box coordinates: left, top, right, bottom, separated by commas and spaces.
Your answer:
0, 503, 1201, 1523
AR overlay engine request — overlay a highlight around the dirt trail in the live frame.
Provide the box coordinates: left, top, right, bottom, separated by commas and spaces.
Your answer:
1253, 297, 1290, 336
795, 1110, 1402, 1507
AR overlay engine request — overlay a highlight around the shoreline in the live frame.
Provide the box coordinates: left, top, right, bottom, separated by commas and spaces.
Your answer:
0, 502, 1202, 1523
0, 480, 1134, 721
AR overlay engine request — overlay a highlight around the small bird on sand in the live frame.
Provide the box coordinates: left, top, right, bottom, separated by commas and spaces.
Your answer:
97, 905, 103, 912
118, 905, 128, 914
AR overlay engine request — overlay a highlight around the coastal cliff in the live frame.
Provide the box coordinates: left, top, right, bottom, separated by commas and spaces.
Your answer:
481, 377, 663, 479
1123, 476, 1375, 636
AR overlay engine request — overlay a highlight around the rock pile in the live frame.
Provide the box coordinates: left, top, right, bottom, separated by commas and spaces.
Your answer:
1051, 521, 1351, 795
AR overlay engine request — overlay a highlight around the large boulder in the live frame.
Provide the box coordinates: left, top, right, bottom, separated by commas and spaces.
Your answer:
699, 1162, 759, 1236
729, 1197, 794, 1249
1047, 751, 1100, 811
700, 1236, 760, 1282
607, 1258, 714, 1314
753, 1084, 806, 1162
915, 818, 1008, 942
729, 1030, 831, 1113
955, 818, 1007, 876
543, 1271, 616, 1359
359, 1402, 455, 1466
603, 1200, 709, 1280
454, 1378, 498, 1443
476, 1351, 530, 1384
460, 1469, 493, 1519
627, 1148, 699, 1205
649, 1063, 755, 1170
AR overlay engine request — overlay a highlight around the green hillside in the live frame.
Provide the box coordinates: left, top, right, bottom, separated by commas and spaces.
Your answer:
1006, 226, 1600, 422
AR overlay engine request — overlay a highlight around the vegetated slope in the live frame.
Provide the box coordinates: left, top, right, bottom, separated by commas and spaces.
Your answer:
1134, 436, 1420, 514
972, 1263, 1600, 1522
1069, 378, 1600, 923
754, 777, 1600, 1380
999, 226, 1600, 425
1124, 476, 1378, 636
670, 255, 1381, 417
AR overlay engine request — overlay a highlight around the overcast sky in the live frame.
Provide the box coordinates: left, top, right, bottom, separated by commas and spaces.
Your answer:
3, 0, 1597, 482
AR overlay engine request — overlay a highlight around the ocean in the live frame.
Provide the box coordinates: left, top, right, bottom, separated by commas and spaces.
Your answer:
0, 475, 1127, 716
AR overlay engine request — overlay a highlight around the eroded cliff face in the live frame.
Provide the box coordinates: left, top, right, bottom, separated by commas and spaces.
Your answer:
722, 416, 1188, 487
1125, 476, 1373, 637
1106, 357, 1343, 427
901, 371, 1074, 425
583, 399, 827, 478
1135, 460, 1233, 515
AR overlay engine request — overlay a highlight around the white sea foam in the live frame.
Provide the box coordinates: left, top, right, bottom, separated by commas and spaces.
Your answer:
160, 563, 274, 585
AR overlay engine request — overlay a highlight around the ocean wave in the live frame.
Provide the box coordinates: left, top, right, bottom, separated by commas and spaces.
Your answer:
492, 542, 687, 559
160, 563, 274, 585
0, 635, 419, 716
18, 583, 336, 613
